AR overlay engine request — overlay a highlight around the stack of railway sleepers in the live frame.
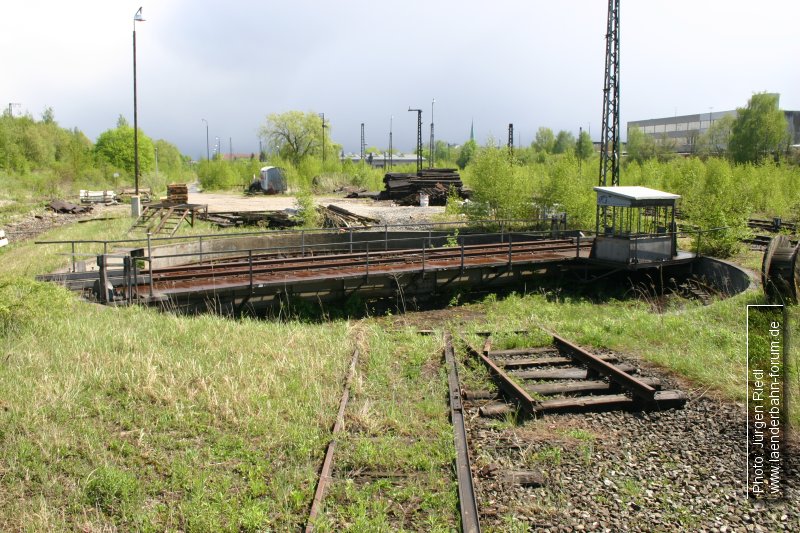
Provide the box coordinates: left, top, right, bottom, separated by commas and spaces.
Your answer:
166, 183, 189, 204
319, 205, 380, 228
379, 168, 465, 205
200, 210, 300, 229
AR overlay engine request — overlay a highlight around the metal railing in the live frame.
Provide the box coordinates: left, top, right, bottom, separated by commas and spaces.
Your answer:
88, 229, 586, 302
35, 218, 563, 274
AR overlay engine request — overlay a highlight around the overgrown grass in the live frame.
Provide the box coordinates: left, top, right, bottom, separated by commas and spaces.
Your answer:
0, 273, 357, 530
312, 327, 457, 532
2, 214, 797, 530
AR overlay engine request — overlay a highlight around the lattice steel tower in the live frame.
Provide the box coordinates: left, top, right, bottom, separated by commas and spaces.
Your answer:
598, 0, 620, 188
409, 107, 423, 173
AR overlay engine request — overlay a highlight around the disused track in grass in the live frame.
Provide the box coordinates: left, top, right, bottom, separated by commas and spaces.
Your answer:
443, 329, 689, 530
472, 332, 687, 415
305, 345, 360, 532
443, 332, 481, 533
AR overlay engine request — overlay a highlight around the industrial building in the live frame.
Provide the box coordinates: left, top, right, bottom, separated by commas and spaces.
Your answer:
628, 109, 800, 154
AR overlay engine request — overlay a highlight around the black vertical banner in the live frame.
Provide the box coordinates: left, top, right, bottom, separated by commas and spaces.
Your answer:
747, 305, 787, 499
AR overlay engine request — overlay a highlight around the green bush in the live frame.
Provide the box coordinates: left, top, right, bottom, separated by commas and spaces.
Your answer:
462, 145, 536, 220
197, 158, 240, 190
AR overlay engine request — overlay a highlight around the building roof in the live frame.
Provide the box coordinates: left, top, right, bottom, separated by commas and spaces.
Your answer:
594, 186, 680, 207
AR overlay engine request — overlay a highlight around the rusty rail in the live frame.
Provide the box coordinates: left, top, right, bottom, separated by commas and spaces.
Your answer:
145, 238, 586, 283
467, 331, 686, 416
305, 346, 360, 531
462, 337, 539, 416
444, 333, 481, 533
550, 333, 658, 401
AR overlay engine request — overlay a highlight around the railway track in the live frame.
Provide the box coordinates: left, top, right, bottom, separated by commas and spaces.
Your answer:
124, 237, 590, 298
143, 238, 587, 285
306, 345, 360, 532
467, 332, 686, 416
442, 330, 688, 531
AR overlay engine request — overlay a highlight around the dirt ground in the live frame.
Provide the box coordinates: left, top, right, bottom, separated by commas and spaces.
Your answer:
188, 190, 447, 227
0, 188, 449, 246
1, 203, 129, 245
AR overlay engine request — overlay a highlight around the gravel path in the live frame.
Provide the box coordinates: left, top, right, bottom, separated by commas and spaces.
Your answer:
463, 351, 799, 532
186, 190, 447, 228
1, 203, 128, 244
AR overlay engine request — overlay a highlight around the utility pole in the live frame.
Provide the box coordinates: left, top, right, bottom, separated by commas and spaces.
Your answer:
201, 118, 210, 160
408, 107, 423, 173
389, 115, 393, 170
360, 123, 365, 163
508, 123, 514, 152
229, 137, 233, 160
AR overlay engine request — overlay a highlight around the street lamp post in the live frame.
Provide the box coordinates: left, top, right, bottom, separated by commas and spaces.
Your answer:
132, 7, 145, 216
201, 118, 210, 160
389, 115, 393, 170
320, 113, 326, 166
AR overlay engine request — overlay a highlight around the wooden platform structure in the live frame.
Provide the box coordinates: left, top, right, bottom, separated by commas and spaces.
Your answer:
129, 203, 207, 237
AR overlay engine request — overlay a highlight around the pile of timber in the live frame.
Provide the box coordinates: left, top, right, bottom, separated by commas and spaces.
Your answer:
118, 187, 152, 203
79, 190, 117, 204
378, 168, 466, 206
165, 183, 189, 204
200, 210, 300, 229
318, 205, 380, 228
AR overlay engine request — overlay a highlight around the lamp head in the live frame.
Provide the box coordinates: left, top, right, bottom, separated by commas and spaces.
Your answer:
134, 7, 145, 22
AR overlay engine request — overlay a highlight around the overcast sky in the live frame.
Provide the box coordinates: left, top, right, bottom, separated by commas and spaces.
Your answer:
3, 1, 798, 159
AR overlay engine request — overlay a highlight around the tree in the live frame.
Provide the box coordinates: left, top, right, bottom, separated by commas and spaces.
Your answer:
456, 139, 477, 169
95, 123, 154, 176
466, 145, 533, 220
728, 92, 789, 164
60, 128, 93, 180
553, 130, 576, 154
575, 130, 593, 160
41, 107, 55, 125
532, 127, 555, 153
696, 114, 734, 158
625, 127, 657, 164
258, 111, 336, 165
153, 139, 184, 179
